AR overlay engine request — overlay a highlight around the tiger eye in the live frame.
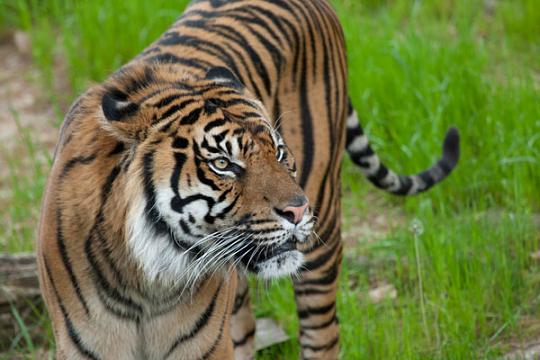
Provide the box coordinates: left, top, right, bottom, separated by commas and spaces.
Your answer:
213, 158, 230, 170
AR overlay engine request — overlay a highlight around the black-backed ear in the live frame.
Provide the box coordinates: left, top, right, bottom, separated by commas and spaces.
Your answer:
100, 87, 151, 143
205, 67, 245, 91
102, 88, 139, 121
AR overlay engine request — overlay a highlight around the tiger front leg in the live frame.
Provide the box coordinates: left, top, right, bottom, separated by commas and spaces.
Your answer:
293, 227, 342, 359
230, 273, 256, 360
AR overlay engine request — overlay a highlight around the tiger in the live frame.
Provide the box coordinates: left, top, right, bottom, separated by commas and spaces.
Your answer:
37, 0, 460, 359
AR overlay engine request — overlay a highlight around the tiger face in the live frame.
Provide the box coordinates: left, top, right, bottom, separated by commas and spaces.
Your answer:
101, 65, 314, 285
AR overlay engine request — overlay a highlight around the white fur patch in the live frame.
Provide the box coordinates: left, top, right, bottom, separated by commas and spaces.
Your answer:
346, 110, 360, 128
357, 154, 381, 176
407, 175, 425, 195
347, 135, 369, 153
126, 198, 191, 286
255, 250, 304, 279
381, 172, 401, 192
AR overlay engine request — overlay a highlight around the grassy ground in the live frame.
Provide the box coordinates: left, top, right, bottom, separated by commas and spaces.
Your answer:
0, 0, 539, 358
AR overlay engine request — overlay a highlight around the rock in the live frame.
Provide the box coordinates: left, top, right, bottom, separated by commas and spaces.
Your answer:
255, 317, 290, 351
13, 31, 31, 57
502, 342, 540, 360
368, 283, 397, 303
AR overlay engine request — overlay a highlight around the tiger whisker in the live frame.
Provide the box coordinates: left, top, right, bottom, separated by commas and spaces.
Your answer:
183, 232, 247, 290
178, 233, 240, 291
208, 235, 253, 280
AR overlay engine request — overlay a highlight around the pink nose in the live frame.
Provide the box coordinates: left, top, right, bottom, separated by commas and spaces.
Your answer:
282, 202, 309, 225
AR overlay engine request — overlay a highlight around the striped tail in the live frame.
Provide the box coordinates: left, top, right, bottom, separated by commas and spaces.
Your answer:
345, 102, 460, 196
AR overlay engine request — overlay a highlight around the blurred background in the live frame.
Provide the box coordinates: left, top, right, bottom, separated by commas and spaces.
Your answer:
0, 0, 538, 358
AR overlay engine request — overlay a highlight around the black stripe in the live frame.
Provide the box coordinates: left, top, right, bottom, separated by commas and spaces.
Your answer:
217, 8, 285, 48
143, 151, 169, 234
418, 170, 436, 189
244, 5, 293, 48
108, 142, 125, 156
213, 129, 229, 145
300, 265, 338, 286
43, 257, 101, 360
94, 284, 140, 321
119, 66, 155, 94
84, 165, 144, 318
241, 227, 280, 235
294, 287, 333, 297
233, 327, 256, 347
147, 53, 209, 70
164, 282, 222, 359
345, 127, 359, 147
232, 287, 249, 315
179, 219, 192, 236
297, 302, 335, 319
187, 18, 272, 95
225, 140, 233, 155
242, 20, 283, 74
205, 97, 256, 108
180, 107, 203, 125
302, 336, 339, 352
274, 0, 302, 86
170, 153, 187, 196
367, 165, 389, 185
155, 94, 184, 109
90, 217, 142, 321
171, 193, 215, 215
351, 144, 374, 159
159, 32, 262, 99
301, 238, 339, 272
169, 153, 193, 232
212, 194, 240, 221
204, 118, 227, 132
172, 137, 189, 149
195, 162, 220, 192
160, 99, 197, 121
201, 138, 222, 154
298, 38, 315, 188
55, 208, 90, 315
304, 208, 339, 254
301, 311, 337, 330
181, 20, 265, 99
217, 186, 233, 202
60, 155, 97, 179
201, 289, 228, 360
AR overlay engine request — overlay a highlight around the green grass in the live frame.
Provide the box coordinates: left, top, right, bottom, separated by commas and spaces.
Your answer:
0, 110, 51, 253
0, 0, 538, 358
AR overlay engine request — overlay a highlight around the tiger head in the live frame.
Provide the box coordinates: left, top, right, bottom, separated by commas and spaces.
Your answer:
99, 64, 314, 285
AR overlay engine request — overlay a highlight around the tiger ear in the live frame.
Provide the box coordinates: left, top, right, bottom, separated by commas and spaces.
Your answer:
205, 67, 245, 91
102, 88, 139, 121
100, 88, 150, 143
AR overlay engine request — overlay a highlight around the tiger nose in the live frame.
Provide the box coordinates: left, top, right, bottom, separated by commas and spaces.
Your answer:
276, 195, 309, 225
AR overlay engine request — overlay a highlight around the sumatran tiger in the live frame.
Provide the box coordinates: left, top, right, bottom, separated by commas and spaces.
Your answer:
37, 0, 460, 359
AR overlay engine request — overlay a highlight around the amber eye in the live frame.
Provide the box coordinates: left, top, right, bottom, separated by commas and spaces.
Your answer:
212, 158, 230, 170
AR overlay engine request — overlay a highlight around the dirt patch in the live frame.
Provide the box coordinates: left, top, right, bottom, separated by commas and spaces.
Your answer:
0, 34, 58, 156
342, 191, 405, 248
0, 33, 59, 253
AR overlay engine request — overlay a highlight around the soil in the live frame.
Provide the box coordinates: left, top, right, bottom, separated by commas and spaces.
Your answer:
0, 34, 58, 156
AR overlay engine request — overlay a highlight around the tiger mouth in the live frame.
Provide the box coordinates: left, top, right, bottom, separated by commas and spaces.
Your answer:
237, 237, 299, 272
